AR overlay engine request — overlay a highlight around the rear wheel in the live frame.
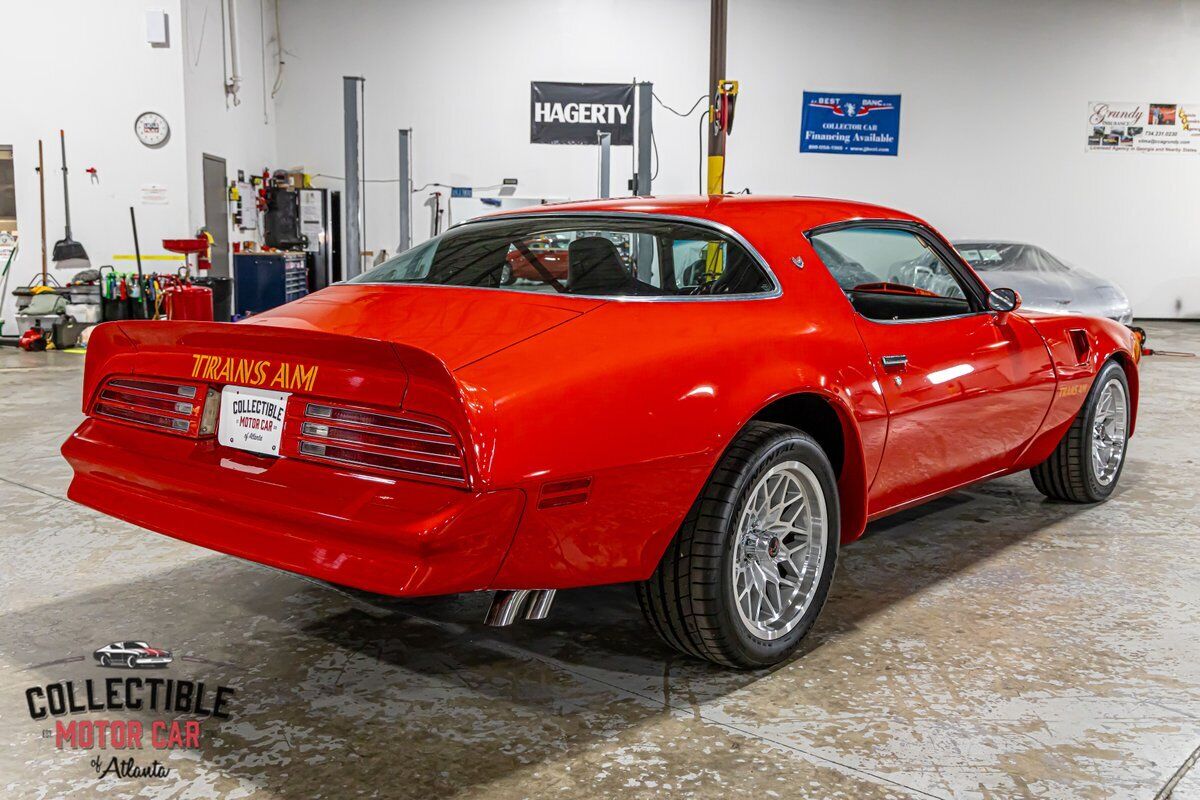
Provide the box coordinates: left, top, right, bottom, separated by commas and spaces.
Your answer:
1032, 360, 1130, 502
637, 422, 840, 668
99, 654, 110, 668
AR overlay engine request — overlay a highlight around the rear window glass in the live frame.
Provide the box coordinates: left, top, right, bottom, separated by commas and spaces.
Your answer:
350, 216, 773, 297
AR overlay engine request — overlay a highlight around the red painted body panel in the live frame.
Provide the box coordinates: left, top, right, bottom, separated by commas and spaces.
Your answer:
61, 196, 1141, 596
853, 312, 1056, 516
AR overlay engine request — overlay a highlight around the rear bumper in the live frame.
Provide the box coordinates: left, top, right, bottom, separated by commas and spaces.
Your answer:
62, 419, 525, 596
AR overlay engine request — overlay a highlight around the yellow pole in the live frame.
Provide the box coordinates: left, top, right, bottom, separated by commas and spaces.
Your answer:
706, 154, 725, 196
706, 0, 727, 196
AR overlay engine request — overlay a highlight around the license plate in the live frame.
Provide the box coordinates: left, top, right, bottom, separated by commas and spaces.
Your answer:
217, 386, 290, 457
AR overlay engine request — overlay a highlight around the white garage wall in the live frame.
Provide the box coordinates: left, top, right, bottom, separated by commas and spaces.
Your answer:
181, 0, 280, 238
0, 0, 279, 333
0, 1, 190, 331
731, 0, 1200, 318
270, 0, 711, 265
273, 0, 1200, 317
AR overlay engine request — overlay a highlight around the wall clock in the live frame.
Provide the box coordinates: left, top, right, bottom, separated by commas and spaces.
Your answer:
134, 111, 170, 148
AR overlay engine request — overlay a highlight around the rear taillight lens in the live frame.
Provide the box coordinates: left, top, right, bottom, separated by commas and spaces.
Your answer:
92, 377, 217, 438
289, 402, 468, 487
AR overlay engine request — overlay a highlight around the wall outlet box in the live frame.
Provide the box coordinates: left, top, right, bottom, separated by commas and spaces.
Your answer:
146, 10, 169, 47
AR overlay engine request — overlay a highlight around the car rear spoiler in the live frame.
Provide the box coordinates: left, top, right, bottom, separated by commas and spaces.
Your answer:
81, 321, 484, 462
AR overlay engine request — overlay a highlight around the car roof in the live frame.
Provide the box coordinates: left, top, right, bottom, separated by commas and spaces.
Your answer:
480, 195, 923, 233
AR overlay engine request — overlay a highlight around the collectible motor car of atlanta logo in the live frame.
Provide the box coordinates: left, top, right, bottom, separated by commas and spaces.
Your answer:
21, 642, 237, 781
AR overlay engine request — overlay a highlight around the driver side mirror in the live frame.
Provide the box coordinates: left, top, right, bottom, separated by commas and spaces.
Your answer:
987, 287, 1021, 313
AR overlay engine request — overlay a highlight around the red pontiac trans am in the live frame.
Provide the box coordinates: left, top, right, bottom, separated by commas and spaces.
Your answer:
62, 196, 1140, 668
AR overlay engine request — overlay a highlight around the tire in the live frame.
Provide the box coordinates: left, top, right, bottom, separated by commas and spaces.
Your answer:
500, 264, 516, 286
636, 422, 840, 668
126, 655, 137, 669
1031, 360, 1130, 503
99, 655, 110, 668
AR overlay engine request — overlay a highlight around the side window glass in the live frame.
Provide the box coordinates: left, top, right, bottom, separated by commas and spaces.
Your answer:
810, 227, 975, 321
672, 239, 723, 288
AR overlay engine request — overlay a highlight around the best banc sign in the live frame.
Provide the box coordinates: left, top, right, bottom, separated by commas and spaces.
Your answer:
530, 81, 635, 145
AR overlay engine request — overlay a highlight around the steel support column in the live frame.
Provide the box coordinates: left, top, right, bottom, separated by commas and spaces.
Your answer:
598, 131, 611, 198
706, 0, 728, 195
397, 128, 412, 253
636, 82, 653, 196
343, 76, 363, 278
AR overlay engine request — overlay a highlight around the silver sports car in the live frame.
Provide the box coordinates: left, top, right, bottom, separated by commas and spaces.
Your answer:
953, 241, 1133, 324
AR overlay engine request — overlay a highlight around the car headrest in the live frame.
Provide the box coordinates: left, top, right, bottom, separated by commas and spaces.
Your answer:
567, 237, 629, 293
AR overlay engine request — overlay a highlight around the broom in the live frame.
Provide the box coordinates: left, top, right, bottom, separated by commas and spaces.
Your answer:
52, 130, 90, 270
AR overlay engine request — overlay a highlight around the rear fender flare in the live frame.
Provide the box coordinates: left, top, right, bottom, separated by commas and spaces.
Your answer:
742, 389, 870, 544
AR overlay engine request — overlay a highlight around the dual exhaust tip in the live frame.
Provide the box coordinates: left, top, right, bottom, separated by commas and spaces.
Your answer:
484, 589, 556, 626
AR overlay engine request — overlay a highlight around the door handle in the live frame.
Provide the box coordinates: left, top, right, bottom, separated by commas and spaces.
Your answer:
881, 354, 908, 370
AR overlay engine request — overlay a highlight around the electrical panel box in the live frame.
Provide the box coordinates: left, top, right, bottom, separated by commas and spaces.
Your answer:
145, 10, 169, 46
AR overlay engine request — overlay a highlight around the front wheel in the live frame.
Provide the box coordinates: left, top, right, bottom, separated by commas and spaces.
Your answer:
1031, 360, 1130, 503
637, 422, 840, 668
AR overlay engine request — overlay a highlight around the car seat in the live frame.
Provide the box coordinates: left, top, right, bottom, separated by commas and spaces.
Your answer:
567, 237, 631, 294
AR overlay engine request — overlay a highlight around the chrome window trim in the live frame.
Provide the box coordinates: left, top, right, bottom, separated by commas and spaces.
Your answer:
352, 211, 783, 303
803, 217, 990, 308
859, 310, 994, 326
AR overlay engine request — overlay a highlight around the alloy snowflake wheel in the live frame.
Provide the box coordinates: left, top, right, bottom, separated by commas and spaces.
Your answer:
1030, 359, 1131, 504
1090, 378, 1128, 486
637, 422, 840, 667
731, 460, 828, 640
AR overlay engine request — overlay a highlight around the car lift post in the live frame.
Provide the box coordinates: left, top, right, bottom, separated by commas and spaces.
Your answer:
397, 128, 412, 253
597, 131, 611, 198
636, 82, 653, 196
343, 76, 365, 278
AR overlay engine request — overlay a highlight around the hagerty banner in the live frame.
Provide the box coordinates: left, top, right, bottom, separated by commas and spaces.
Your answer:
800, 91, 901, 156
1087, 101, 1199, 153
530, 82, 635, 145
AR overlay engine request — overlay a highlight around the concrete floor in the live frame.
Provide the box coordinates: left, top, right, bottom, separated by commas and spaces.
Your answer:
0, 322, 1198, 799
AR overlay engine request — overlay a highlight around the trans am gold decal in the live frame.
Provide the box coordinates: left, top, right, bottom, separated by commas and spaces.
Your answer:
1057, 384, 1087, 398
190, 355, 319, 392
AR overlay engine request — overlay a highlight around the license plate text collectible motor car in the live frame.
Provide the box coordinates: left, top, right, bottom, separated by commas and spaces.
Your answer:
62, 196, 1141, 668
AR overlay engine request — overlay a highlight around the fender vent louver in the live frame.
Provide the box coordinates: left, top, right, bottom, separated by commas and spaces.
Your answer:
1069, 329, 1091, 365
290, 403, 468, 487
